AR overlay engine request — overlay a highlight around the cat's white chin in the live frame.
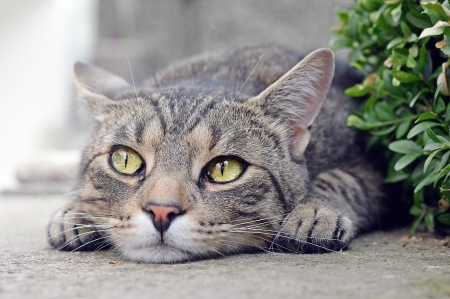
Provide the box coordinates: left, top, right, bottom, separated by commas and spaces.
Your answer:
116, 213, 206, 263
121, 244, 192, 263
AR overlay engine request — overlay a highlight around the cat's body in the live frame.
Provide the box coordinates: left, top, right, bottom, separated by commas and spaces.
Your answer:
48, 46, 384, 263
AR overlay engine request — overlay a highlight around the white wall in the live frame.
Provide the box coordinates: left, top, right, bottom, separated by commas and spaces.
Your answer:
0, 0, 97, 190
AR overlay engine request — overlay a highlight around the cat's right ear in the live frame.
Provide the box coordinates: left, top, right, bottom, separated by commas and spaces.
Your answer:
248, 48, 334, 162
74, 62, 131, 119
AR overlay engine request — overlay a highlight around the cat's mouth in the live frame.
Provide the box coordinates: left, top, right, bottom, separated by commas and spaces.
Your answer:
116, 213, 202, 263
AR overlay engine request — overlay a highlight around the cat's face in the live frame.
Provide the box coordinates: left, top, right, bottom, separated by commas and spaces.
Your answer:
73, 49, 334, 262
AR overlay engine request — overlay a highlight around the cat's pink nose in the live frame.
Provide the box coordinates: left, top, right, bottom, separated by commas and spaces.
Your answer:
145, 205, 181, 234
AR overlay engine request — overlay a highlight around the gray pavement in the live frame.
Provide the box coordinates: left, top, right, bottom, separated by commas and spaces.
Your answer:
1, 195, 449, 299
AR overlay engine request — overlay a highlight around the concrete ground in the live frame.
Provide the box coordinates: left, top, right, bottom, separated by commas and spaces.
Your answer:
1, 195, 449, 299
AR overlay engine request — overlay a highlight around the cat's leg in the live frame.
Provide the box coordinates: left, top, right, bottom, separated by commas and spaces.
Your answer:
47, 202, 108, 251
275, 166, 383, 253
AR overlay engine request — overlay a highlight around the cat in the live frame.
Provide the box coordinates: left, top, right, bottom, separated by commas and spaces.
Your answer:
47, 46, 384, 263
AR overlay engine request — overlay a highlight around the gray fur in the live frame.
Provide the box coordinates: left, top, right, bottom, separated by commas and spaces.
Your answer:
47, 46, 384, 263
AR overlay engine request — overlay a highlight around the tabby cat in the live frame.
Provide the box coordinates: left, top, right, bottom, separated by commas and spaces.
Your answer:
47, 46, 384, 263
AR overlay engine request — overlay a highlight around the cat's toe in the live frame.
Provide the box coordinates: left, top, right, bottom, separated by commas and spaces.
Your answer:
47, 204, 106, 251
274, 204, 353, 253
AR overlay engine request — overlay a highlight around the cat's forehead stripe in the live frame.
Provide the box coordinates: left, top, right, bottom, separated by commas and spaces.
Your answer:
135, 121, 145, 145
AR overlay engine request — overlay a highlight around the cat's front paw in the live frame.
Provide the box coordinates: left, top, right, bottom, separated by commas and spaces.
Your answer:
274, 204, 353, 253
47, 204, 107, 251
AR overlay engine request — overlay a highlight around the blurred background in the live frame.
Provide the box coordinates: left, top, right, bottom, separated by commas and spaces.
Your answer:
0, 0, 352, 195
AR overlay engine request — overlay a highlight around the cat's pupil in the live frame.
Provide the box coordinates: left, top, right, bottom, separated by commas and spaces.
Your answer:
117, 150, 129, 168
220, 162, 225, 176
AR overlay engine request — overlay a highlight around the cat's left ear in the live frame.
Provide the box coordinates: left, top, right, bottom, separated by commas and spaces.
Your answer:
73, 62, 132, 121
250, 48, 334, 161
74, 62, 131, 100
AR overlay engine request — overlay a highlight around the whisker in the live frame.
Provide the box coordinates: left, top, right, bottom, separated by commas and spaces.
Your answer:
228, 213, 289, 226
70, 236, 109, 252
69, 78, 119, 107
125, 53, 139, 101
48, 224, 113, 241
93, 240, 114, 252
232, 52, 264, 102
56, 228, 111, 251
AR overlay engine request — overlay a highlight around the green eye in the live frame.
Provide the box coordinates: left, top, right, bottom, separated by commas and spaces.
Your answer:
207, 157, 244, 183
110, 147, 144, 175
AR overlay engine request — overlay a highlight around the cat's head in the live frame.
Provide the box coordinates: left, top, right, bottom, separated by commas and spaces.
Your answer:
73, 49, 334, 263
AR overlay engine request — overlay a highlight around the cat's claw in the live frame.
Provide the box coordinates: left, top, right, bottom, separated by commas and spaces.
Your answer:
274, 204, 353, 253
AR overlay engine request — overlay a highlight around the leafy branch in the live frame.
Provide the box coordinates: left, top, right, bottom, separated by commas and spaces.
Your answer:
331, 0, 450, 233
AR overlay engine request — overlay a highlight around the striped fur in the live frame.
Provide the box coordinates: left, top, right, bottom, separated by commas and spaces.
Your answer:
47, 46, 384, 263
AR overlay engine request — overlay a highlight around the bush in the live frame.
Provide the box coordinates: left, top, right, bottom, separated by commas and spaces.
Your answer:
331, 0, 450, 234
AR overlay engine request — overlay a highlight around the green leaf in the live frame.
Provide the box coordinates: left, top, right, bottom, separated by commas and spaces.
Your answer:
392, 77, 401, 87
435, 163, 450, 184
406, 55, 416, 69
385, 0, 401, 4
410, 216, 422, 236
394, 153, 422, 171
392, 48, 409, 68
435, 82, 445, 101
419, 43, 428, 73
347, 114, 368, 130
414, 188, 424, 206
437, 213, 450, 225
385, 170, 410, 183
414, 173, 438, 193
408, 33, 418, 42
440, 175, 450, 199
445, 103, 450, 123
401, 21, 412, 36
423, 141, 442, 151
445, 0, 450, 10
409, 44, 419, 58
438, 135, 450, 144
436, 97, 445, 114
410, 205, 422, 217
441, 150, 450, 166
443, 44, 450, 55
388, 140, 423, 154
371, 125, 397, 136
422, 1, 450, 24
425, 53, 433, 81
387, 37, 405, 49
407, 122, 442, 139
424, 149, 442, 173
391, 70, 420, 83
429, 65, 443, 81
331, 36, 351, 50
426, 127, 441, 143
364, 94, 379, 112
406, 11, 433, 29
424, 212, 435, 231
396, 120, 411, 139
345, 84, 372, 97
374, 102, 395, 121
410, 88, 430, 107
415, 112, 436, 123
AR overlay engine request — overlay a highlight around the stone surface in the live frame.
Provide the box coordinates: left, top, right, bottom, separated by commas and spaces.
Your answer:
1, 195, 449, 299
